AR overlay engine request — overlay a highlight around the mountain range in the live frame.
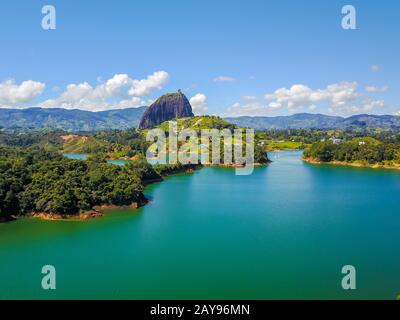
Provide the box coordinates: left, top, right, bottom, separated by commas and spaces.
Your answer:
0, 107, 146, 132
225, 113, 400, 130
1, 107, 400, 131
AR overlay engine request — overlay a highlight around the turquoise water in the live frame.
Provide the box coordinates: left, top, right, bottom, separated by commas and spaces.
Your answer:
63, 154, 131, 166
63, 153, 88, 160
1, 151, 400, 299
106, 159, 132, 166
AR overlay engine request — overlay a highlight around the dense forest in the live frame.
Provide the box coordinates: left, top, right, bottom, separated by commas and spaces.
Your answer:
303, 137, 400, 165
0, 144, 204, 219
259, 128, 400, 144
0, 145, 160, 219
0, 117, 269, 219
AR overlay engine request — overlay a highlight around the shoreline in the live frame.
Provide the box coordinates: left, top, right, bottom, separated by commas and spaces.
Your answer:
65, 153, 270, 167
6, 167, 199, 223
31, 211, 104, 221
29, 201, 148, 221
204, 162, 268, 167
302, 157, 400, 171
2, 161, 267, 224
268, 149, 302, 152
29, 199, 149, 221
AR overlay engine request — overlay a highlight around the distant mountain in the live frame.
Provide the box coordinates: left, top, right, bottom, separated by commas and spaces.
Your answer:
2, 107, 400, 132
139, 90, 194, 129
0, 107, 146, 131
341, 114, 400, 128
225, 113, 400, 130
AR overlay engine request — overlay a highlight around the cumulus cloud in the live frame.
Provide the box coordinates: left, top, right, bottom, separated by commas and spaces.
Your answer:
190, 93, 208, 115
365, 85, 388, 93
263, 82, 358, 113
225, 81, 386, 116
0, 79, 45, 107
328, 99, 385, 114
41, 71, 169, 111
213, 76, 236, 82
128, 71, 169, 96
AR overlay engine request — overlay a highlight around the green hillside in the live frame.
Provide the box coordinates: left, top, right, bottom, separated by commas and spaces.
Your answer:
156, 116, 237, 132
149, 116, 269, 165
62, 135, 108, 153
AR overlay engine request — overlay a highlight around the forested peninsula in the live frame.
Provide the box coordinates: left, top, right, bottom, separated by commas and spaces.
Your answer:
303, 137, 400, 170
0, 116, 268, 222
0, 141, 201, 221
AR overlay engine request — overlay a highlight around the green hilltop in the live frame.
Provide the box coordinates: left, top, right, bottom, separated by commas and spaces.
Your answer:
156, 115, 237, 131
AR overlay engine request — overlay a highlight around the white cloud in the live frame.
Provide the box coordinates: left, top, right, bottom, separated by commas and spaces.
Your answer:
104, 74, 131, 96
190, 93, 208, 115
328, 99, 385, 114
41, 71, 169, 111
326, 95, 385, 115
264, 82, 358, 113
371, 65, 381, 72
365, 85, 388, 93
128, 71, 169, 96
0, 79, 45, 107
361, 99, 385, 111
225, 102, 270, 117
225, 81, 386, 116
213, 76, 236, 82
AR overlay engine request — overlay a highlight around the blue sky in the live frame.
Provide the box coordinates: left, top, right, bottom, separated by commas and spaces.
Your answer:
0, 0, 399, 116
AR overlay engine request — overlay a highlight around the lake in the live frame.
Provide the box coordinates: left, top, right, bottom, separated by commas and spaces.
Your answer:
1, 151, 400, 299
63, 153, 132, 166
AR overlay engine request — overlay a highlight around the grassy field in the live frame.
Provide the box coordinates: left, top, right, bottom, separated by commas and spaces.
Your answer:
266, 141, 309, 151
63, 135, 107, 153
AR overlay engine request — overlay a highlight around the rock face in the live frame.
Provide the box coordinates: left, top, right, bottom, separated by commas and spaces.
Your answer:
139, 90, 194, 129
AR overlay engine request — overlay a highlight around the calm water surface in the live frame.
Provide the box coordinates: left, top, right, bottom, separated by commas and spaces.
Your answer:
1, 151, 400, 299
63, 153, 131, 166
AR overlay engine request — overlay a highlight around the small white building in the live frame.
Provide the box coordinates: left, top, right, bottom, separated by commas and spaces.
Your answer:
331, 138, 342, 144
